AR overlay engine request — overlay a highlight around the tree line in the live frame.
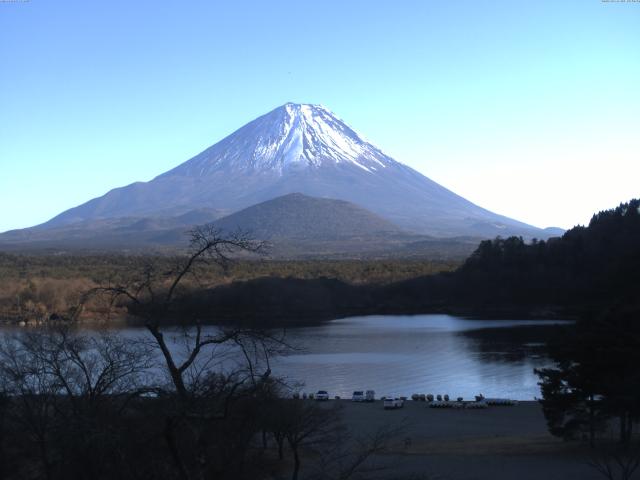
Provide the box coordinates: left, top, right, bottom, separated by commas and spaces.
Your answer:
0, 252, 457, 326
449, 199, 640, 479
379, 198, 640, 317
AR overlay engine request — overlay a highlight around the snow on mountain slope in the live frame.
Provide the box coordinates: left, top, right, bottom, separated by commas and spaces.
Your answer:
161, 103, 393, 176
32, 103, 550, 238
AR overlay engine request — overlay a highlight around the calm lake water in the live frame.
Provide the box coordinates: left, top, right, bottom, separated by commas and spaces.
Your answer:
270, 315, 568, 400
3, 314, 567, 400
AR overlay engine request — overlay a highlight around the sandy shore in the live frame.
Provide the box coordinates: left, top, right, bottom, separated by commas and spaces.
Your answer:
315, 400, 604, 480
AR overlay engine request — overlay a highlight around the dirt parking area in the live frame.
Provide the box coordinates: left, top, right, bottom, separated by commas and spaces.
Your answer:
317, 400, 604, 480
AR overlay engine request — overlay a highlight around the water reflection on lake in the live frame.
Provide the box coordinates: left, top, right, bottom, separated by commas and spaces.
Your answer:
271, 315, 569, 400
1, 314, 568, 400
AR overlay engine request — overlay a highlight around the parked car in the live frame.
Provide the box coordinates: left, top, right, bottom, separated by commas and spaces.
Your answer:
315, 390, 330, 401
352, 391, 365, 402
383, 396, 404, 409
365, 390, 375, 402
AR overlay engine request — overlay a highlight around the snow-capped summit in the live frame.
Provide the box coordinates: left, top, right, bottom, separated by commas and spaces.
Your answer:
34, 103, 550, 238
162, 103, 395, 177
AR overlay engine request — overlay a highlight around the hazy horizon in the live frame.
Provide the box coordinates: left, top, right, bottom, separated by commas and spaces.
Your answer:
1, 1, 638, 233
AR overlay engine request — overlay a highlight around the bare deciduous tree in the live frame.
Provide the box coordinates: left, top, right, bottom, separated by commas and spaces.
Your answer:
0, 326, 153, 480
311, 423, 403, 480
81, 227, 300, 480
587, 444, 640, 480
85, 226, 271, 398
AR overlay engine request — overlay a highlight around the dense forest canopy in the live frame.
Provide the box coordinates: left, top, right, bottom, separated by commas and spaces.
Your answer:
464, 199, 640, 305
530, 202, 640, 457
382, 199, 640, 316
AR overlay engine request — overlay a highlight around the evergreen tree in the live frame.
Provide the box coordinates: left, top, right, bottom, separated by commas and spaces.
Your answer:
536, 301, 640, 446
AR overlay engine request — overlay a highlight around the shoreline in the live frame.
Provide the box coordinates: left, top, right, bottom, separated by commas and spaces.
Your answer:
0, 306, 577, 329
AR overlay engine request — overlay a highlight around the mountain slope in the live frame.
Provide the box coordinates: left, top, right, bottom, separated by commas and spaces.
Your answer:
0, 209, 223, 247
0, 193, 481, 259
35, 103, 551, 238
210, 193, 403, 240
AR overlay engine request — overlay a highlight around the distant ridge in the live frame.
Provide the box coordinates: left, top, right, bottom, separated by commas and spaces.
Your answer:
0, 209, 224, 248
0, 193, 482, 259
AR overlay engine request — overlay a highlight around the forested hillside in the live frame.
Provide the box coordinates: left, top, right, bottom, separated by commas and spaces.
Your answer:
460, 198, 639, 306
380, 199, 640, 316
0, 255, 456, 324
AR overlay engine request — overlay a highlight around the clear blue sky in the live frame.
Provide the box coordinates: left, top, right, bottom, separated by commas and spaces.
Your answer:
1, 0, 638, 232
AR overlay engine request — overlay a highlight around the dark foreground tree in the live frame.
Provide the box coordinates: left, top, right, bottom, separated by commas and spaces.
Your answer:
86, 225, 273, 397
535, 300, 640, 480
587, 443, 640, 480
535, 324, 608, 446
536, 303, 640, 447
0, 325, 297, 480
0, 327, 152, 479
264, 398, 400, 480
84, 226, 298, 479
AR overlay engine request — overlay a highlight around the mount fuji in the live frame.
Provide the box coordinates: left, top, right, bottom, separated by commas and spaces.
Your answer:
2, 103, 557, 252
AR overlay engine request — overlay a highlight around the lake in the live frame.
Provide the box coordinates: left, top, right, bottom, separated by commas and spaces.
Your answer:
2, 314, 567, 400
270, 314, 568, 400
